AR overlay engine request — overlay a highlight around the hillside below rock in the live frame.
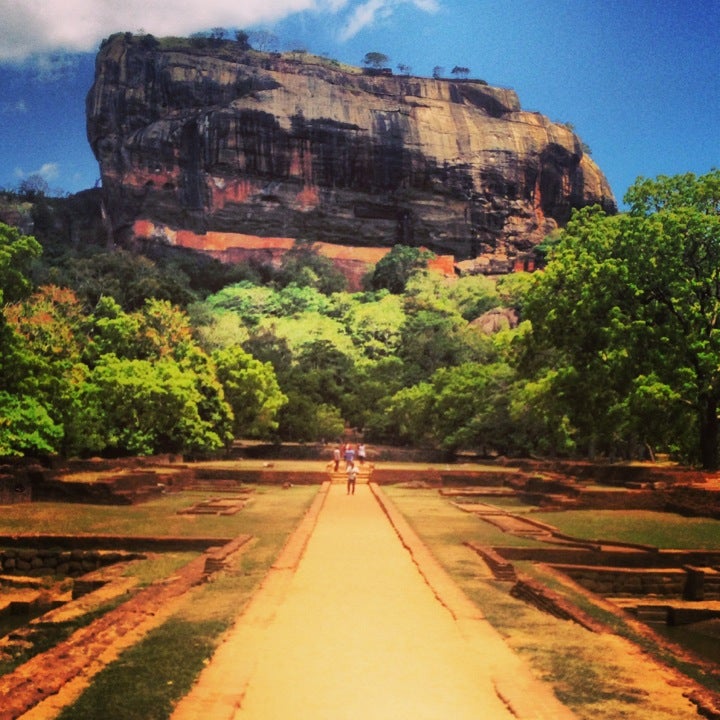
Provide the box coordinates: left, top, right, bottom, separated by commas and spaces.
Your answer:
87, 33, 616, 270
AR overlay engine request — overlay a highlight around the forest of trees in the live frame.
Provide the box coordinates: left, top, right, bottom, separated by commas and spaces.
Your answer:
1, 170, 719, 467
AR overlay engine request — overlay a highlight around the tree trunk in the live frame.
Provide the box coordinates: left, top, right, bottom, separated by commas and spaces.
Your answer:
699, 397, 719, 470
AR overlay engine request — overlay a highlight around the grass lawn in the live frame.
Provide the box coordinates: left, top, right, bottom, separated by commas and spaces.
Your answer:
384, 486, 720, 720
0, 491, 258, 538
533, 508, 720, 549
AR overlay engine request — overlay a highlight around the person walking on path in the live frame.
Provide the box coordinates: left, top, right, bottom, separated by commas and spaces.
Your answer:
332, 446, 341, 472
344, 444, 355, 469
357, 443, 366, 465
346, 462, 358, 494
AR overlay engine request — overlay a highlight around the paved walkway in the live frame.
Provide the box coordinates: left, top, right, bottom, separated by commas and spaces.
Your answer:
172, 481, 577, 720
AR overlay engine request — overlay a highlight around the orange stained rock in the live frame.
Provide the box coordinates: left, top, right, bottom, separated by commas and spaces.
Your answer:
427, 254, 456, 277
211, 179, 256, 209
294, 184, 320, 209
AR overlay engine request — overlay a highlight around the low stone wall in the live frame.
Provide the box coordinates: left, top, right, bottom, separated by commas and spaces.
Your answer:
683, 565, 720, 601
0, 548, 143, 577
554, 564, 688, 597
509, 577, 604, 632
194, 468, 327, 485
497, 545, 720, 569
505, 459, 708, 486
439, 470, 519, 486
0, 535, 233, 552
465, 542, 516, 581
371, 467, 441, 485
573, 489, 667, 511
664, 486, 720, 520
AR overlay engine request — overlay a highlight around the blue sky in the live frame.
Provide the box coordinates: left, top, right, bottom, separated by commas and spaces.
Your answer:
0, 0, 718, 208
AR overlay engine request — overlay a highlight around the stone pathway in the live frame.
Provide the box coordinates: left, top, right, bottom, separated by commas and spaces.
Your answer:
172, 481, 577, 720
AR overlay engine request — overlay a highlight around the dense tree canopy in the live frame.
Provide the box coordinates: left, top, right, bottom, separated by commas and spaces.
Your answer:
2, 169, 719, 465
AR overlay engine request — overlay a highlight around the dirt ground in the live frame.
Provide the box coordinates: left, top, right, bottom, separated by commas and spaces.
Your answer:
171, 480, 578, 720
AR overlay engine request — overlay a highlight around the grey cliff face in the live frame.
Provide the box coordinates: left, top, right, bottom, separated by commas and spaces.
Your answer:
87, 33, 616, 264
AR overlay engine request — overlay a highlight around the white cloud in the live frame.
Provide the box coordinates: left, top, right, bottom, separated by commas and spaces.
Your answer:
14, 162, 60, 181
0, 0, 344, 61
0, 0, 439, 64
37, 162, 60, 181
339, 0, 439, 41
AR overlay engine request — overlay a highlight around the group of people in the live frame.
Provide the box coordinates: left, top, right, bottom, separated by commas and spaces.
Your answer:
332, 441, 367, 495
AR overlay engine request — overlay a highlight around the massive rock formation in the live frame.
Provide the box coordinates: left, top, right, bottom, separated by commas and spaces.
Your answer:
86, 33, 616, 271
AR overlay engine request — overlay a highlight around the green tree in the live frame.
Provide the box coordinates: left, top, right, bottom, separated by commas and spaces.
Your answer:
85, 354, 231, 456
275, 284, 333, 316
273, 244, 347, 294
5, 285, 90, 448
204, 281, 280, 327
256, 312, 356, 358
271, 338, 358, 440
362, 52, 389, 69
213, 346, 287, 438
379, 382, 435, 445
352, 356, 407, 437
508, 368, 577, 457
398, 309, 488, 385
428, 362, 514, 453
0, 222, 42, 303
403, 271, 499, 321
190, 307, 249, 351
0, 392, 62, 457
525, 170, 720, 468
52, 249, 195, 311
341, 292, 406, 359
369, 245, 433, 294
88, 296, 142, 360
523, 207, 633, 458
313, 404, 346, 442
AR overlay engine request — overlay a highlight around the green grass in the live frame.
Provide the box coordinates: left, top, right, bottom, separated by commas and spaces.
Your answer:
384, 487, 547, 549
57, 618, 224, 720
122, 552, 199, 587
533, 509, 720, 549
0, 491, 254, 538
